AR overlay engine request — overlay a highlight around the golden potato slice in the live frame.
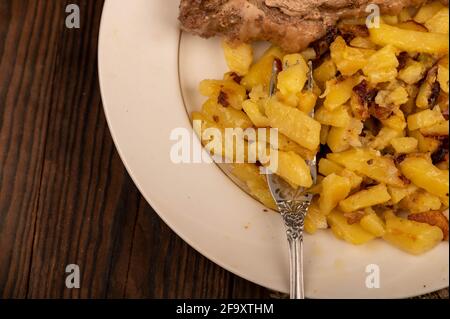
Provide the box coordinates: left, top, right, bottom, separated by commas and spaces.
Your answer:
388, 184, 418, 204
222, 40, 253, 75
398, 60, 427, 84
390, 137, 419, 154
277, 63, 308, 96
319, 174, 352, 215
272, 150, 313, 188
327, 118, 363, 153
323, 77, 360, 110
330, 36, 373, 76
400, 190, 442, 213
420, 120, 449, 136
408, 211, 449, 241
424, 8, 449, 34
265, 98, 321, 151
339, 169, 363, 190
407, 108, 445, 131
339, 184, 391, 213
199, 79, 247, 110
396, 21, 429, 32
414, 1, 445, 23
313, 58, 337, 84
383, 214, 443, 255
242, 100, 270, 128
231, 164, 277, 210
297, 91, 318, 114
328, 148, 406, 187
304, 200, 328, 234
399, 157, 449, 198
369, 23, 449, 55
327, 210, 375, 245
369, 127, 403, 151
409, 129, 441, 153
241, 46, 284, 91
360, 210, 386, 237
349, 36, 377, 49
201, 98, 253, 129
315, 105, 351, 128
318, 158, 344, 176
362, 44, 398, 84
381, 110, 407, 131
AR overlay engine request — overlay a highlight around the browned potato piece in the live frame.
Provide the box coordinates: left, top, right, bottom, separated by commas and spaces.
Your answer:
408, 211, 449, 241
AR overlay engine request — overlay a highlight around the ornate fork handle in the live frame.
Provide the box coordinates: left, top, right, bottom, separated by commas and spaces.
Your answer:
277, 200, 310, 299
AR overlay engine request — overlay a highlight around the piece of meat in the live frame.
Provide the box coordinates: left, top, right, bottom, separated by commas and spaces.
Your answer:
179, 0, 430, 53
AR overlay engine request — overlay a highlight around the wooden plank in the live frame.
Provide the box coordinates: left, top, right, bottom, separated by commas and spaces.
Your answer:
125, 202, 233, 298
25, 0, 140, 298
0, 0, 62, 298
230, 277, 272, 299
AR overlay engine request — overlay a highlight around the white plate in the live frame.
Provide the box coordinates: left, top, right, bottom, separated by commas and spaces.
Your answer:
98, 0, 449, 298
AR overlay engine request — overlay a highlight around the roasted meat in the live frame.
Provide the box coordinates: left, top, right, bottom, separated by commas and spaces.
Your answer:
179, 0, 437, 52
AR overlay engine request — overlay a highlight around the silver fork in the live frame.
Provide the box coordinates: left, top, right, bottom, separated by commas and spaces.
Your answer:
266, 59, 317, 299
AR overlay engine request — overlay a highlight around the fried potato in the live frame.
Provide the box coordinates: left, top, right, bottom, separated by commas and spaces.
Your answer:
265, 98, 321, 151
408, 210, 449, 241
273, 150, 313, 188
414, 1, 446, 23
363, 44, 399, 84
407, 108, 446, 131
319, 174, 352, 215
327, 210, 375, 245
360, 210, 386, 237
323, 76, 360, 110
315, 105, 351, 128
328, 148, 406, 187
425, 7, 449, 34
369, 23, 449, 55
313, 58, 337, 84
330, 36, 373, 76
304, 199, 328, 234
241, 46, 284, 91
390, 137, 419, 154
199, 79, 247, 110
231, 164, 277, 210
388, 184, 418, 204
399, 157, 449, 198
222, 40, 253, 75
400, 190, 442, 213
242, 99, 270, 127
383, 213, 444, 254
326, 119, 363, 152
339, 184, 391, 213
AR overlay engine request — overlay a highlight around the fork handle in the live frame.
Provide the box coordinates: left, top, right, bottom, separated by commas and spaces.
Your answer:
287, 232, 304, 299
278, 201, 308, 299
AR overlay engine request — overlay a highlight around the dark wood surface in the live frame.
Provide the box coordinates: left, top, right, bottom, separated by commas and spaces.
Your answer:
0, 0, 447, 299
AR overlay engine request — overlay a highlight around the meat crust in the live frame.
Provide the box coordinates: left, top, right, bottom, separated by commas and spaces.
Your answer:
179, 0, 431, 52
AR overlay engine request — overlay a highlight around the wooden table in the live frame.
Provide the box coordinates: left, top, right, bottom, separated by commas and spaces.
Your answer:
0, 0, 447, 299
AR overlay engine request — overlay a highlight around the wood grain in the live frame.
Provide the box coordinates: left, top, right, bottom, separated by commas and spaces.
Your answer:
0, 0, 62, 298
0, 0, 448, 299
